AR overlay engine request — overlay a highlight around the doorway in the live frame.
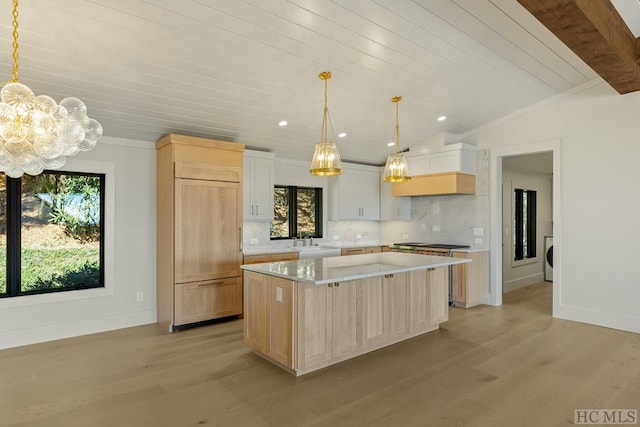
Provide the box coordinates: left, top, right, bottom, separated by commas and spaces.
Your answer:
502, 152, 553, 294
488, 140, 561, 316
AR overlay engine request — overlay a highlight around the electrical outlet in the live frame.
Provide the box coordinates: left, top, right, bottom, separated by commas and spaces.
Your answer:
356, 233, 362, 239
402, 233, 409, 239
432, 225, 440, 232
333, 235, 340, 241
136, 291, 143, 302
473, 227, 484, 236
250, 238, 258, 244
474, 237, 483, 244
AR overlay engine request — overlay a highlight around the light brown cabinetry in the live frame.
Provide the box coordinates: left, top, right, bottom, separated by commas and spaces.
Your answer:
243, 272, 294, 368
340, 246, 383, 256
157, 134, 244, 331
288, 268, 448, 375
243, 252, 299, 265
452, 251, 488, 308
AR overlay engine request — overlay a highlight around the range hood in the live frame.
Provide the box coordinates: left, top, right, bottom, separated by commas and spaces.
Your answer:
390, 172, 475, 196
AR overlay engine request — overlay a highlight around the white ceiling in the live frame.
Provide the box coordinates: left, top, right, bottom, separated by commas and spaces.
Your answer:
0, 0, 600, 165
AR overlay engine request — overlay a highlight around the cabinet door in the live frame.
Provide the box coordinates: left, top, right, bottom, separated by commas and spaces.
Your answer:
360, 276, 386, 348
429, 267, 449, 325
359, 170, 381, 220
409, 269, 431, 333
331, 281, 359, 357
380, 181, 410, 221
452, 253, 468, 305
243, 157, 274, 220
174, 278, 242, 326
175, 179, 241, 283
297, 283, 333, 369
268, 276, 294, 368
384, 273, 409, 340
244, 272, 268, 353
251, 157, 274, 220
336, 169, 361, 219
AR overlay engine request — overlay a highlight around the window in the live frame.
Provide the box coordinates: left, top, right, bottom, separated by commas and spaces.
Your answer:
0, 171, 105, 297
270, 186, 322, 239
513, 188, 536, 261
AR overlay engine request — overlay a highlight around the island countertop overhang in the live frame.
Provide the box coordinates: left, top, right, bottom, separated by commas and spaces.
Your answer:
240, 252, 471, 285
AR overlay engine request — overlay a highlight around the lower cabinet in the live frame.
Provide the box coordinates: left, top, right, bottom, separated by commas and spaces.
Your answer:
243, 272, 294, 368
451, 251, 488, 308
174, 278, 242, 326
244, 267, 449, 376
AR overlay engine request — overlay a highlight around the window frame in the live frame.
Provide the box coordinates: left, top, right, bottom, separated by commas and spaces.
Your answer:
513, 188, 537, 262
0, 170, 106, 298
270, 185, 323, 240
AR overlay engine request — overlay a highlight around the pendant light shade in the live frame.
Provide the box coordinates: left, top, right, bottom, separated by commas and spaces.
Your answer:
310, 71, 342, 176
0, 0, 102, 178
383, 96, 411, 182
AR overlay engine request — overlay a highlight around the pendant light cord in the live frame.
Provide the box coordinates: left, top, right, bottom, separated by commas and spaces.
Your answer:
322, 76, 328, 143
11, 0, 20, 82
392, 96, 402, 154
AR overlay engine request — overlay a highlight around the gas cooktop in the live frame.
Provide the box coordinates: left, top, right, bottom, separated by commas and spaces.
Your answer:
392, 242, 470, 249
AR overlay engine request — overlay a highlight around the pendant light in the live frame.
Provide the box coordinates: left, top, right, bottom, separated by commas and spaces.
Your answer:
309, 71, 342, 176
0, 0, 103, 178
382, 96, 411, 182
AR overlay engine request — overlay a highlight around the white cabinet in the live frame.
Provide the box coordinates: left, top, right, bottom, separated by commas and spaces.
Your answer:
329, 165, 380, 220
243, 151, 274, 220
405, 143, 476, 176
380, 180, 410, 220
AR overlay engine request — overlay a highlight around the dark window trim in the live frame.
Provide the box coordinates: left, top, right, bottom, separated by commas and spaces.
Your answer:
1, 170, 105, 298
271, 185, 323, 240
514, 188, 536, 261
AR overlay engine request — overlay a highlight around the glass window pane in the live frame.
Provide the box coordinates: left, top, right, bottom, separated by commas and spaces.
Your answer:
270, 187, 290, 238
20, 173, 102, 293
0, 174, 5, 296
296, 188, 317, 237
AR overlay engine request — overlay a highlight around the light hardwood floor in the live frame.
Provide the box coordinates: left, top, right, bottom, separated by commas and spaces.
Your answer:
1, 282, 638, 427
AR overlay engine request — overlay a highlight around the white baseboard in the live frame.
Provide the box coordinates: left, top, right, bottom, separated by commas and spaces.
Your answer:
0, 310, 157, 350
503, 272, 545, 292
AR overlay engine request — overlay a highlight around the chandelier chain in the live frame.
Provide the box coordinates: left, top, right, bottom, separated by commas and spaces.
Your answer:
11, 0, 20, 82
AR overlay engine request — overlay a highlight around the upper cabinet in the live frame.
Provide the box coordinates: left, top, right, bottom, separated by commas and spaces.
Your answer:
393, 143, 477, 197
243, 150, 275, 220
406, 143, 476, 175
329, 164, 380, 220
380, 180, 410, 220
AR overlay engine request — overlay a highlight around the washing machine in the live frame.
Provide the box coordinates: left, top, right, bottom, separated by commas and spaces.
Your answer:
544, 236, 553, 282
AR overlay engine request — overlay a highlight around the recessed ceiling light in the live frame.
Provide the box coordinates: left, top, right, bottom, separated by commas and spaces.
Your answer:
278, 120, 288, 127
437, 115, 447, 122
338, 132, 347, 138
387, 142, 395, 147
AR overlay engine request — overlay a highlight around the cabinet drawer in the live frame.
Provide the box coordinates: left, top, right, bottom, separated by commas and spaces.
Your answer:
243, 252, 298, 264
341, 248, 366, 256
174, 278, 242, 326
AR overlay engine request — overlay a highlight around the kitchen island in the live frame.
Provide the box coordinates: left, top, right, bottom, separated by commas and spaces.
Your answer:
241, 252, 470, 376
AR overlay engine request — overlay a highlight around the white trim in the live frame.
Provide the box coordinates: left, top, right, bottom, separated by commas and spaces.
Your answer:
0, 159, 116, 309
489, 139, 561, 312
503, 273, 545, 292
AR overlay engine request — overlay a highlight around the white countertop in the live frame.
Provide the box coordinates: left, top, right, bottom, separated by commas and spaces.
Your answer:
242, 241, 390, 256
451, 248, 489, 253
241, 252, 471, 285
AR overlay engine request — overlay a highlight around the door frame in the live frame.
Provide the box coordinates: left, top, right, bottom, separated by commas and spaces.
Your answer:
488, 139, 561, 314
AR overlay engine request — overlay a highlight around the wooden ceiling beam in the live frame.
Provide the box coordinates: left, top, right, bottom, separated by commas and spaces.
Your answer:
517, 0, 640, 94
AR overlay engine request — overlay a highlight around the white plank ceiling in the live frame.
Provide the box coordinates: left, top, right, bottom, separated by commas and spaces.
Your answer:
0, 0, 599, 165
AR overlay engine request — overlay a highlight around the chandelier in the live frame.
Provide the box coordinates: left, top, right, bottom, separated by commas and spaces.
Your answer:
0, 0, 102, 178
382, 96, 411, 182
309, 71, 342, 176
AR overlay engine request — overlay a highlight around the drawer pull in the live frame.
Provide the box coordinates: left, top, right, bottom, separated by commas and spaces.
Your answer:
198, 282, 223, 287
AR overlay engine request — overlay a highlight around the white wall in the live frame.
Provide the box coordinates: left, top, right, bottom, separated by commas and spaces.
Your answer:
502, 170, 553, 291
0, 136, 157, 349
465, 80, 640, 334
